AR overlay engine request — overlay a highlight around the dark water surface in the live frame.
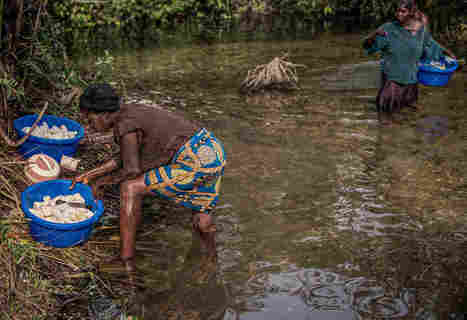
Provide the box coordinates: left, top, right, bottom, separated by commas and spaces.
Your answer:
94, 33, 467, 319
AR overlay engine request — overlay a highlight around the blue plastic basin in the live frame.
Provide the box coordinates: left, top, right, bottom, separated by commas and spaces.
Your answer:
14, 114, 85, 162
21, 180, 104, 248
418, 59, 459, 86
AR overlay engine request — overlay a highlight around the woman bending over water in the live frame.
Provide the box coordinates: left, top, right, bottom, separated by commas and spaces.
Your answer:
363, 0, 456, 122
72, 83, 226, 273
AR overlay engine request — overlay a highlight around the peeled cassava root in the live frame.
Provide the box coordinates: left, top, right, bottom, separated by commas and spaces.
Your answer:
240, 54, 306, 93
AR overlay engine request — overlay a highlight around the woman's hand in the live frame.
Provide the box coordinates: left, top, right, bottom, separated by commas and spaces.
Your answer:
444, 49, 457, 60
70, 174, 110, 199
374, 27, 388, 37
69, 173, 90, 190
91, 181, 105, 200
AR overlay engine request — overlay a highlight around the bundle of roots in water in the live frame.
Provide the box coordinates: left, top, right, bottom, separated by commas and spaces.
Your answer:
240, 54, 306, 93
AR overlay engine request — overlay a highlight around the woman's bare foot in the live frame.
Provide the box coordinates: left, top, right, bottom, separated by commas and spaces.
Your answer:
378, 112, 396, 126
99, 256, 137, 274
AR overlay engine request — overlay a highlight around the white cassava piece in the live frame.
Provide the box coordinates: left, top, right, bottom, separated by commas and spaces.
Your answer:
24, 153, 61, 183
22, 122, 77, 139
60, 155, 81, 171
29, 194, 93, 223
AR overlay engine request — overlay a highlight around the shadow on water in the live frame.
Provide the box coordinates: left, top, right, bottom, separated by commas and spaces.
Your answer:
88, 33, 467, 319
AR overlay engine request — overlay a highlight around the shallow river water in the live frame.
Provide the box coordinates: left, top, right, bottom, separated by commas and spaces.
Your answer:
92, 33, 467, 319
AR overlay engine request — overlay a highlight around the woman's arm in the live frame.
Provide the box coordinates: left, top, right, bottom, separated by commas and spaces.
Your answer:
71, 131, 143, 193
70, 159, 119, 189
95, 131, 143, 186
363, 27, 388, 48
81, 131, 144, 198
422, 30, 457, 60
363, 25, 389, 55
119, 131, 142, 178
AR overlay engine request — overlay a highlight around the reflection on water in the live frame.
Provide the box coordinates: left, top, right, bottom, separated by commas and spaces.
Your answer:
334, 132, 415, 236
98, 33, 467, 319
239, 267, 410, 320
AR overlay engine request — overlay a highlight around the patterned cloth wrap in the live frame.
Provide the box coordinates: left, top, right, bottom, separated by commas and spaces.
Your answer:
144, 128, 225, 213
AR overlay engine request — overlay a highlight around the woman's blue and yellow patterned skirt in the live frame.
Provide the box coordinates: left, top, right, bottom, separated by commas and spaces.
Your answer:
144, 128, 225, 213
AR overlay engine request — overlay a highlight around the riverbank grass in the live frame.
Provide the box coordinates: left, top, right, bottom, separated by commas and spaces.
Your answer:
0, 144, 123, 319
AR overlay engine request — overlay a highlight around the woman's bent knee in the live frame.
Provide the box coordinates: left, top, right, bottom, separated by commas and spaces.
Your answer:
120, 176, 147, 195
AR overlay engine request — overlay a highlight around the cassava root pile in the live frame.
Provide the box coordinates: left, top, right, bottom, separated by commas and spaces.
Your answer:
29, 194, 93, 223
240, 54, 306, 93
22, 122, 78, 140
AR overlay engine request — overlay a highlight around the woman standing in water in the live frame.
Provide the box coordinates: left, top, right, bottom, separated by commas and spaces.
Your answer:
72, 83, 225, 273
363, 0, 456, 122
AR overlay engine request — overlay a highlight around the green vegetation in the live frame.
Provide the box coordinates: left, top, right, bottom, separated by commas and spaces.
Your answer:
0, 0, 465, 319
50, 0, 234, 50
45, 0, 467, 51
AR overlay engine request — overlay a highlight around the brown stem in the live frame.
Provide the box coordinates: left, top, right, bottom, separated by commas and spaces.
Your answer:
33, 0, 43, 34
0, 101, 48, 147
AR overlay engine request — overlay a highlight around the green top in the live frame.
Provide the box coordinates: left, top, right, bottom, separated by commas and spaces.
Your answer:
363, 21, 444, 84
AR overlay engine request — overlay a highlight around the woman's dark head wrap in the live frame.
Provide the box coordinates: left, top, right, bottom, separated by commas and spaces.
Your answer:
79, 83, 120, 112
398, 0, 417, 11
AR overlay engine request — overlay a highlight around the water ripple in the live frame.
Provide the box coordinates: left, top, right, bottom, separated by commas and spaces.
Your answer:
241, 267, 411, 319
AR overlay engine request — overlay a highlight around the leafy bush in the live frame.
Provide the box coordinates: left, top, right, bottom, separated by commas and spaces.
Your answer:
49, 0, 232, 49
